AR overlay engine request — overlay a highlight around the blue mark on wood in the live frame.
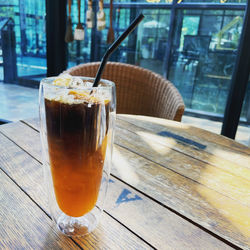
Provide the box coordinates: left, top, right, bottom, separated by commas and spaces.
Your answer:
158, 131, 207, 150
116, 189, 142, 205
102, 178, 114, 184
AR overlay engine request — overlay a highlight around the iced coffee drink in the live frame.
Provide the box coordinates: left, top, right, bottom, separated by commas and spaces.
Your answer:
43, 76, 111, 218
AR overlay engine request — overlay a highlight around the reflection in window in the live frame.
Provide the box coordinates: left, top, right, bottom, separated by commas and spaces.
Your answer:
137, 9, 171, 75
169, 9, 244, 116
240, 75, 250, 122
0, 0, 46, 82
181, 0, 246, 3
0, 0, 248, 124
180, 15, 200, 50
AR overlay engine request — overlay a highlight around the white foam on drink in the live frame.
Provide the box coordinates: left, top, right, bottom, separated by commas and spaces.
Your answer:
44, 74, 110, 105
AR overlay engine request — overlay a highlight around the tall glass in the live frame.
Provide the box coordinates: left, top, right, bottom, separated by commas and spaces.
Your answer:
39, 76, 116, 236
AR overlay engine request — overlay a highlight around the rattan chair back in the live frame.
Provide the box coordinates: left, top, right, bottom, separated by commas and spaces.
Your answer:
64, 62, 185, 121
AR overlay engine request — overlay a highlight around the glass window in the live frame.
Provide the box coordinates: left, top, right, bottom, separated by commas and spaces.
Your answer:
133, 9, 171, 75
68, 0, 90, 66
236, 75, 250, 146
241, 77, 250, 122
0, 0, 248, 135
68, 4, 171, 76
0, 0, 46, 83
168, 9, 244, 118
181, 0, 247, 3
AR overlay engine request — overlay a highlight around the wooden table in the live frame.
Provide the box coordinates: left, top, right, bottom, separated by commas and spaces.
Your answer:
0, 114, 249, 249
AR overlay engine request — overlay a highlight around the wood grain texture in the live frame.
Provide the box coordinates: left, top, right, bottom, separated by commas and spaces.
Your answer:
0, 121, 42, 161
0, 170, 79, 249
112, 144, 250, 248
106, 175, 233, 250
23, 118, 39, 131
114, 125, 250, 205
116, 116, 250, 180
22, 116, 250, 169
0, 123, 235, 248
21, 116, 250, 249
0, 133, 152, 250
117, 115, 250, 166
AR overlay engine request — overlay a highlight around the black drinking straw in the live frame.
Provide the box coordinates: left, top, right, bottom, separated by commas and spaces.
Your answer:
93, 13, 144, 87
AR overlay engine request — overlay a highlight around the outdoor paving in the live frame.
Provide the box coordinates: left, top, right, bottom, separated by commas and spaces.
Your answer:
1, 81, 249, 147
0, 82, 39, 122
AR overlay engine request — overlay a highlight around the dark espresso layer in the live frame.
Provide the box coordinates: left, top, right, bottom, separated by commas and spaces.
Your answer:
45, 98, 102, 155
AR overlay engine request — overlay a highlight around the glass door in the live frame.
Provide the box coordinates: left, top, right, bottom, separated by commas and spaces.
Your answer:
0, 0, 47, 85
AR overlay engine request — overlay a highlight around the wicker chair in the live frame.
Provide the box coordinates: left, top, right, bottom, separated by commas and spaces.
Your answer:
64, 62, 185, 122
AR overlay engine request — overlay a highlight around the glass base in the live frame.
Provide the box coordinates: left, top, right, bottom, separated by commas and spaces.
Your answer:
57, 209, 99, 237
